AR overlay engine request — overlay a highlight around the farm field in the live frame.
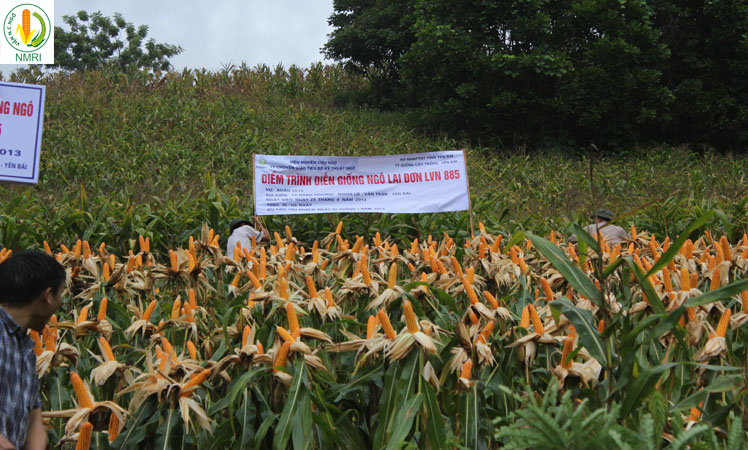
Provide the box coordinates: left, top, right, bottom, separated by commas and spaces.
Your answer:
1, 66, 748, 448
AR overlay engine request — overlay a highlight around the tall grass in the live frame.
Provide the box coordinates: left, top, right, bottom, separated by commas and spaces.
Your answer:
1, 65, 747, 252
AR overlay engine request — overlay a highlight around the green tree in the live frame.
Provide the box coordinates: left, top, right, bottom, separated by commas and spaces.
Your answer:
323, 0, 416, 104
53, 10, 182, 72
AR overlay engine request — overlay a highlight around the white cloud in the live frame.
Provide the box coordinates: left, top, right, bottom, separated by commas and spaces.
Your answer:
2, 0, 335, 72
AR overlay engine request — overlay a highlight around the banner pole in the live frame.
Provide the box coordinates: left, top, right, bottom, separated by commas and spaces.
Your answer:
252, 154, 257, 215
462, 149, 475, 238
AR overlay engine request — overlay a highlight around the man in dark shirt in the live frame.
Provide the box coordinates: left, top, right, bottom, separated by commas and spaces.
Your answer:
0, 250, 66, 450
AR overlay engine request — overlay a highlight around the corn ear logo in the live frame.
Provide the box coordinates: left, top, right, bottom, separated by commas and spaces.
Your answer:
4, 4, 51, 52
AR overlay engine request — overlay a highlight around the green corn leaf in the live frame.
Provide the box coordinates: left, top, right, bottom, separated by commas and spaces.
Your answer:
645, 211, 714, 277
621, 363, 677, 418
385, 393, 423, 450
423, 381, 447, 450
551, 297, 608, 367
528, 233, 602, 306
273, 361, 307, 450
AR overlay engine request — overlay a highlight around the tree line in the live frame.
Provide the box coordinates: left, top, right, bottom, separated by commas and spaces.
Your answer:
323, 0, 748, 150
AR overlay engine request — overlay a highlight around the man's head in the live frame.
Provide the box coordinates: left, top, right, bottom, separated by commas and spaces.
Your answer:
0, 250, 66, 331
591, 209, 615, 222
229, 218, 253, 234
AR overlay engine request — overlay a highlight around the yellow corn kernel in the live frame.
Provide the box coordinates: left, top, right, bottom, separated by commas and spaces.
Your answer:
273, 341, 292, 371
520, 305, 530, 328
325, 288, 334, 308
528, 304, 544, 334
180, 368, 211, 397
99, 337, 115, 362
187, 340, 198, 360
287, 302, 300, 338
366, 314, 379, 339
76, 422, 93, 450
388, 262, 398, 289
483, 290, 499, 309
460, 359, 473, 380
305, 275, 318, 298
276, 326, 295, 343
403, 300, 419, 333
77, 305, 90, 325
142, 300, 157, 321
377, 308, 396, 339
71, 372, 94, 409
716, 308, 731, 338
242, 325, 251, 348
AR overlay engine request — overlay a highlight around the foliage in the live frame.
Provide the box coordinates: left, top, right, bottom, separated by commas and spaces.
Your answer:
323, 0, 416, 106
25, 215, 748, 449
53, 10, 182, 72
324, 0, 748, 149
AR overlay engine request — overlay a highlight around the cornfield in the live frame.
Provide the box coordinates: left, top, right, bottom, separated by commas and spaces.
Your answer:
16, 213, 747, 449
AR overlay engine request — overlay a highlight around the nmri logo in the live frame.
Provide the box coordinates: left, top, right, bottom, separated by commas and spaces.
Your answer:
0, 1, 53, 64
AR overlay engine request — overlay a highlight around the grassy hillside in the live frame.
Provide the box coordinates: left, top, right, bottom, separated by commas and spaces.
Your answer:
1, 65, 747, 253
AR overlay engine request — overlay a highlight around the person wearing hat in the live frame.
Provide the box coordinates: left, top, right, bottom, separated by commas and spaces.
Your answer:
568, 209, 630, 246
226, 216, 269, 259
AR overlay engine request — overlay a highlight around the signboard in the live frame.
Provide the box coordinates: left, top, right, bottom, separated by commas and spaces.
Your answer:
253, 151, 470, 215
0, 81, 45, 184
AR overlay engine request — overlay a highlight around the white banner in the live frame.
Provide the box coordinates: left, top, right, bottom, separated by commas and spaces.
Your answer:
253, 151, 470, 215
0, 81, 45, 184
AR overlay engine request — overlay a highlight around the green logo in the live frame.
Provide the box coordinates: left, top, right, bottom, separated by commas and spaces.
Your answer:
259, 159, 267, 165
4, 3, 50, 52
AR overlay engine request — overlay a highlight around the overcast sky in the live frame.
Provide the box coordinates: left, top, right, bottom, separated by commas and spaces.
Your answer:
2, 0, 335, 72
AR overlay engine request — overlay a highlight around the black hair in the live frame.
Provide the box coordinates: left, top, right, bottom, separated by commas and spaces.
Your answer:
0, 250, 66, 307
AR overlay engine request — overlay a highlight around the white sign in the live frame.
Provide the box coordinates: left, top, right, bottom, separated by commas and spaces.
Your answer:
0, 1, 55, 64
0, 81, 45, 184
254, 151, 470, 215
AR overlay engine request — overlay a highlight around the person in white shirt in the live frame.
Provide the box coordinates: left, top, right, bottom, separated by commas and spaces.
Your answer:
568, 209, 631, 246
226, 216, 269, 259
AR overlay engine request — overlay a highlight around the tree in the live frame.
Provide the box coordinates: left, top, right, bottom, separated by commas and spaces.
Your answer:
323, 0, 416, 103
53, 11, 182, 72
